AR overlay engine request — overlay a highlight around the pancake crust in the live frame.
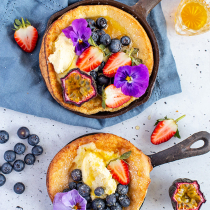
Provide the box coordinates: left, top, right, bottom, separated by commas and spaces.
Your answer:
47, 133, 153, 210
39, 5, 154, 115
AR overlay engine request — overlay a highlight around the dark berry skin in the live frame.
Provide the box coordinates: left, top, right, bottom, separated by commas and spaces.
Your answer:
13, 160, 25, 172
76, 182, 83, 190
71, 169, 82, 181
86, 201, 92, 209
4, 150, 16, 162
96, 17, 107, 29
0, 130, 9, 144
98, 61, 105, 73
97, 85, 103, 96
120, 36, 131, 46
69, 182, 77, 190
84, 195, 92, 202
63, 188, 70, 192
92, 198, 106, 210
108, 39, 122, 53
87, 19, 96, 31
14, 182, 25, 194
17, 127, 30, 139
105, 207, 111, 210
97, 75, 110, 86
78, 184, 91, 197
118, 195, 130, 207
1, 162, 13, 174
114, 193, 119, 200
116, 184, 129, 195
14, 143, 26, 154
0, 174, 6, 186
106, 194, 117, 206
32, 145, 43, 156
90, 70, 98, 81
28, 134, 39, 146
24, 154, 36, 165
111, 202, 122, 210
96, 29, 106, 37
91, 31, 99, 43
94, 187, 104, 196
100, 34, 111, 46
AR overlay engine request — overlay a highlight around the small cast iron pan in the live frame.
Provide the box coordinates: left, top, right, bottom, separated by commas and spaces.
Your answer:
44, 0, 161, 119
65, 131, 210, 208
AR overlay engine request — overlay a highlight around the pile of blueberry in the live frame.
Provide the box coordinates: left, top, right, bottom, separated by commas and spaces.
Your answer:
87, 17, 131, 95
63, 169, 131, 210
0, 127, 43, 194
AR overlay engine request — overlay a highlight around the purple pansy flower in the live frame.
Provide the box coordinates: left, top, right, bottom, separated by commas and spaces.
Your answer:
53, 189, 87, 210
62, 19, 92, 56
114, 64, 149, 98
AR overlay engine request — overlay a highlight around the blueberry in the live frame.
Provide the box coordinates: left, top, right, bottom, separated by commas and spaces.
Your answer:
63, 188, 70, 192
116, 184, 129, 195
100, 34, 111, 46
28, 134, 39, 146
91, 31, 99, 43
120, 36, 131, 46
87, 201, 92, 209
94, 187, 104, 196
14, 143, 26, 154
96, 29, 106, 37
114, 193, 119, 200
106, 194, 116, 206
14, 182, 25, 194
98, 61, 105, 73
0, 174, 6, 186
83, 195, 92, 202
90, 70, 98, 81
17, 127, 30, 139
78, 184, 91, 197
1, 162, 13, 174
24, 154, 36, 165
111, 202, 122, 210
97, 75, 110, 86
118, 195, 130, 207
96, 17, 107, 29
97, 85, 103, 96
92, 198, 106, 210
13, 160, 25, 172
105, 207, 111, 210
108, 39, 122, 53
87, 19, 96, 31
0, 130, 9, 144
32, 145, 43, 156
69, 182, 77, 190
4, 150, 16, 162
71, 169, 82, 181
76, 182, 83, 190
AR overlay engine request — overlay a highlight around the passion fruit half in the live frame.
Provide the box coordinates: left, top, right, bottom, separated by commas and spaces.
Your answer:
61, 68, 97, 106
169, 178, 206, 210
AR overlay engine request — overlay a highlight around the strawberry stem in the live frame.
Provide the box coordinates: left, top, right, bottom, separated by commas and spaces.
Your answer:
21, 17, 25, 28
175, 115, 186, 123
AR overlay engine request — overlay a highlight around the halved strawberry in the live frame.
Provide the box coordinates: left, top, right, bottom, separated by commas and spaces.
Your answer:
151, 115, 186, 145
76, 46, 103, 72
103, 52, 132, 77
104, 85, 131, 108
14, 18, 38, 53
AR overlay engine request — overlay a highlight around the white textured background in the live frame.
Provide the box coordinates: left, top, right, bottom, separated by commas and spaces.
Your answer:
0, 0, 210, 209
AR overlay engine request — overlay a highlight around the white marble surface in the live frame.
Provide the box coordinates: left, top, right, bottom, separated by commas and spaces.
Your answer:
1, 0, 210, 209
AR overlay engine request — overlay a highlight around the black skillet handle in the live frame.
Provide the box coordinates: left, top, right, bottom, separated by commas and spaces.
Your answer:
148, 131, 210, 168
132, 0, 162, 18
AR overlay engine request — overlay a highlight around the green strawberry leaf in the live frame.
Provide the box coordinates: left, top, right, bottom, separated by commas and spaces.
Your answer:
120, 151, 131, 160
104, 47, 112, 57
174, 129, 181, 139
131, 48, 139, 56
99, 44, 106, 50
88, 36, 97, 47
131, 57, 142, 66
154, 116, 168, 125
102, 86, 106, 109
15, 19, 21, 26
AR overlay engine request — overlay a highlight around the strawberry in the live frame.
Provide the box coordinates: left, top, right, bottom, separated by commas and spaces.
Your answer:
107, 151, 131, 185
103, 85, 131, 109
14, 18, 38, 53
103, 52, 132, 77
76, 46, 103, 72
151, 115, 186, 145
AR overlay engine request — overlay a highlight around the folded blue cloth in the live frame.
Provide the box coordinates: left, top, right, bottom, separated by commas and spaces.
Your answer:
0, 0, 181, 130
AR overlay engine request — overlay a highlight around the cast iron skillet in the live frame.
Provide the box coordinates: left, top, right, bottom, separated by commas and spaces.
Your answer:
44, 0, 161, 119
66, 131, 210, 208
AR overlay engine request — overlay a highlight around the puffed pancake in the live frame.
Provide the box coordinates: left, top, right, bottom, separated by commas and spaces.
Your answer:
47, 133, 153, 210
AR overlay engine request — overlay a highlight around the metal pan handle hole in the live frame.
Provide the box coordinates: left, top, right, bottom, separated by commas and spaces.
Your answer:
190, 140, 205, 149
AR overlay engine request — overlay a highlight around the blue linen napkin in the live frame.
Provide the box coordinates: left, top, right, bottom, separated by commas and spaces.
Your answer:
0, 0, 181, 130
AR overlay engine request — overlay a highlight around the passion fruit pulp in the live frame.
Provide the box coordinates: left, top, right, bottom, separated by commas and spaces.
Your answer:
169, 178, 206, 210
61, 68, 97, 106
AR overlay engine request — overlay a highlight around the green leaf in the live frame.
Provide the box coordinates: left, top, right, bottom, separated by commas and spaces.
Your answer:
120, 151, 131, 160
174, 129, 181, 138
102, 86, 106, 109
15, 19, 21, 26
88, 36, 97, 47
154, 116, 168, 125
131, 57, 142, 66
99, 44, 106, 50
25, 18, 31, 26
103, 48, 111, 57
131, 48, 139, 56
13, 24, 19, 30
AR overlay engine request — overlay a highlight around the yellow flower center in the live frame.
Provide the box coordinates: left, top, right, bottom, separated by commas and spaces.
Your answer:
78, 39, 83, 44
126, 76, 132, 83
73, 203, 81, 210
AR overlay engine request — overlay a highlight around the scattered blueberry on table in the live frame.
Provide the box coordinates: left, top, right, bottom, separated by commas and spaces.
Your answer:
1, 162, 13, 174
24, 154, 36, 165
14, 143, 26, 154
0, 174, 6, 186
4, 150, 16, 162
0, 130, 9, 144
14, 182, 25, 194
17, 127, 30, 139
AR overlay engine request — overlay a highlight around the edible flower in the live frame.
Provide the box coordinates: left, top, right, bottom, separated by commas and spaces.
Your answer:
53, 189, 87, 210
62, 19, 91, 56
114, 64, 149, 98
